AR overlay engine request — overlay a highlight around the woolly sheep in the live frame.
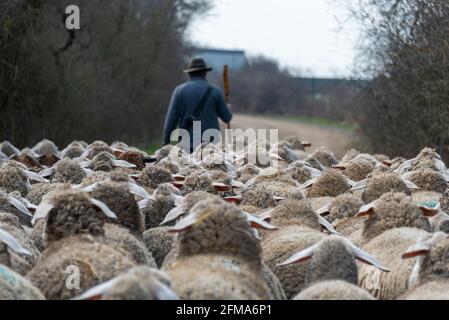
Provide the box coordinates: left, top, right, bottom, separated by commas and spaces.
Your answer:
1, 141, 20, 158
279, 236, 389, 300
311, 147, 339, 168
61, 142, 85, 159
117, 151, 146, 171
284, 137, 312, 151
0, 162, 48, 197
32, 139, 61, 166
75, 266, 177, 300
47, 159, 87, 184
234, 164, 262, 184
399, 232, 449, 299
0, 190, 35, 227
260, 200, 337, 298
143, 227, 176, 268
26, 182, 63, 205
318, 193, 364, 224
340, 159, 375, 182
138, 165, 173, 192
11, 149, 42, 171
283, 161, 320, 184
307, 169, 351, 198
26, 235, 136, 300
304, 155, 325, 171
142, 183, 182, 229
164, 198, 279, 300
404, 169, 448, 193
179, 171, 232, 196
245, 171, 301, 199
359, 173, 415, 203
0, 212, 40, 275
341, 149, 361, 163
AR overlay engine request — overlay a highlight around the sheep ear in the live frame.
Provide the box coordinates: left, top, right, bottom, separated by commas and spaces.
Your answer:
79, 161, 92, 169
302, 141, 312, 148
435, 159, 447, 173
382, 160, 393, 167
89, 198, 117, 219
153, 282, 179, 300
161, 206, 186, 226
169, 213, 198, 233
419, 204, 440, 217
402, 179, 421, 190
273, 196, 286, 201
332, 164, 348, 170
356, 203, 376, 217
80, 150, 90, 159
7, 196, 33, 217
32, 200, 55, 225
172, 174, 186, 182
316, 204, 331, 216
243, 212, 278, 230
112, 160, 136, 169
224, 196, 242, 205
351, 179, 369, 191
212, 182, 232, 192
258, 209, 273, 221
82, 182, 99, 193
112, 148, 125, 158
138, 199, 153, 210
129, 174, 140, 181
278, 244, 318, 266
21, 197, 37, 213
309, 167, 322, 178
143, 157, 157, 164
75, 278, 118, 300
0, 228, 32, 256
172, 182, 185, 190
24, 170, 49, 183
172, 194, 184, 206
350, 242, 391, 272
231, 180, 244, 189
393, 158, 415, 173
318, 215, 340, 235
38, 167, 55, 178
83, 168, 95, 176
299, 178, 318, 190
127, 182, 153, 200
402, 242, 431, 259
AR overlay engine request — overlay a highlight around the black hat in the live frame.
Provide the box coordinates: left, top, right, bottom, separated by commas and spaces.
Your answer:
184, 57, 213, 73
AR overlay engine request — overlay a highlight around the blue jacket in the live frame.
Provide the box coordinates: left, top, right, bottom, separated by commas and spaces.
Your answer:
162, 77, 233, 147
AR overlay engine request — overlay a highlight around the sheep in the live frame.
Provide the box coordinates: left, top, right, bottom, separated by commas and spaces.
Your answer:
164, 198, 280, 300
341, 149, 361, 163
303, 155, 325, 171
0, 189, 35, 227
61, 142, 86, 159
283, 161, 321, 184
117, 150, 146, 171
89, 151, 136, 172
356, 192, 434, 299
26, 182, 63, 205
234, 164, 261, 184
279, 236, 389, 300
399, 232, 449, 299
339, 159, 375, 182
310, 147, 339, 168
283, 137, 312, 151
82, 144, 113, 160
11, 148, 43, 172
260, 200, 338, 298
42, 158, 87, 185
179, 171, 232, 196
1, 141, 20, 158
317, 193, 364, 224
0, 162, 48, 197
307, 169, 351, 198
0, 212, 40, 275
26, 235, 136, 300
156, 157, 180, 174
142, 183, 182, 229
237, 184, 279, 213
359, 173, 415, 203
244, 171, 302, 199
75, 266, 178, 300
143, 227, 176, 268
32, 139, 61, 166
138, 165, 173, 192
403, 169, 448, 193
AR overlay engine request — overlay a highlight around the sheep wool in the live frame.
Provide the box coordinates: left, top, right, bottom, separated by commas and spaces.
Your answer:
143, 227, 176, 268
26, 182, 63, 205
362, 173, 411, 203
307, 169, 351, 198
165, 199, 275, 300
284, 162, 313, 184
0, 190, 32, 227
26, 235, 136, 300
91, 152, 115, 172
118, 151, 145, 171
295, 280, 375, 300
311, 147, 339, 168
341, 149, 361, 164
240, 184, 278, 210
52, 159, 87, 184
326, 194, 364, 223
138, 165, 173, 192
342, 159, 375, 182
407, 169, 447, 193
0, 165, 30, 197
0, 264, 45, 300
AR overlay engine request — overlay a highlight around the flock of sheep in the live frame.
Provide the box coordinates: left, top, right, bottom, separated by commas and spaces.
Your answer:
0, 137, 449, 300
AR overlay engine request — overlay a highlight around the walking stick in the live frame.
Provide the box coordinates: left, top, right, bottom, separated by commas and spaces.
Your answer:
223, 64, 231, 131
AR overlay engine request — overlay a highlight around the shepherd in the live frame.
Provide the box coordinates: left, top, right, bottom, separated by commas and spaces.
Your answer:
162, 57, 233, 153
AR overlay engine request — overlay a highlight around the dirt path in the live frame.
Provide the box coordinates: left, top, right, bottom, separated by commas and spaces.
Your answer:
228, 114, 357, 158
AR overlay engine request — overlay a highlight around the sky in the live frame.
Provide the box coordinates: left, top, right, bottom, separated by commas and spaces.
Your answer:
189, 0, 360, 78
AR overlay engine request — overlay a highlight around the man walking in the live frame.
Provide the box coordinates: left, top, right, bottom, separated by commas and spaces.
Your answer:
162, 58, 233, 153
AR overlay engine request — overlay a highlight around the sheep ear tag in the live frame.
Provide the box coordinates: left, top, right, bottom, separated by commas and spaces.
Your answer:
356, 203, 376, 218
212, 182, 232, 192
244, 212, 278, 230
0, 228, 32, 256
349, 242, 390, 272
318, 215, 340, 235
75, 278, 118, 300
7, 196, 33, 218
278, 244, 318, 266
402, 242, 431, 259
89, 198, 117, 219
161, 206, 186, 226
112, 160, 136, 169
24, 170, 49, 183
32, 200, 55, 225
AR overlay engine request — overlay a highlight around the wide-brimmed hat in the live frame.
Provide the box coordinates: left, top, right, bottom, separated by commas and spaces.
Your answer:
183, 57, 213, 73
